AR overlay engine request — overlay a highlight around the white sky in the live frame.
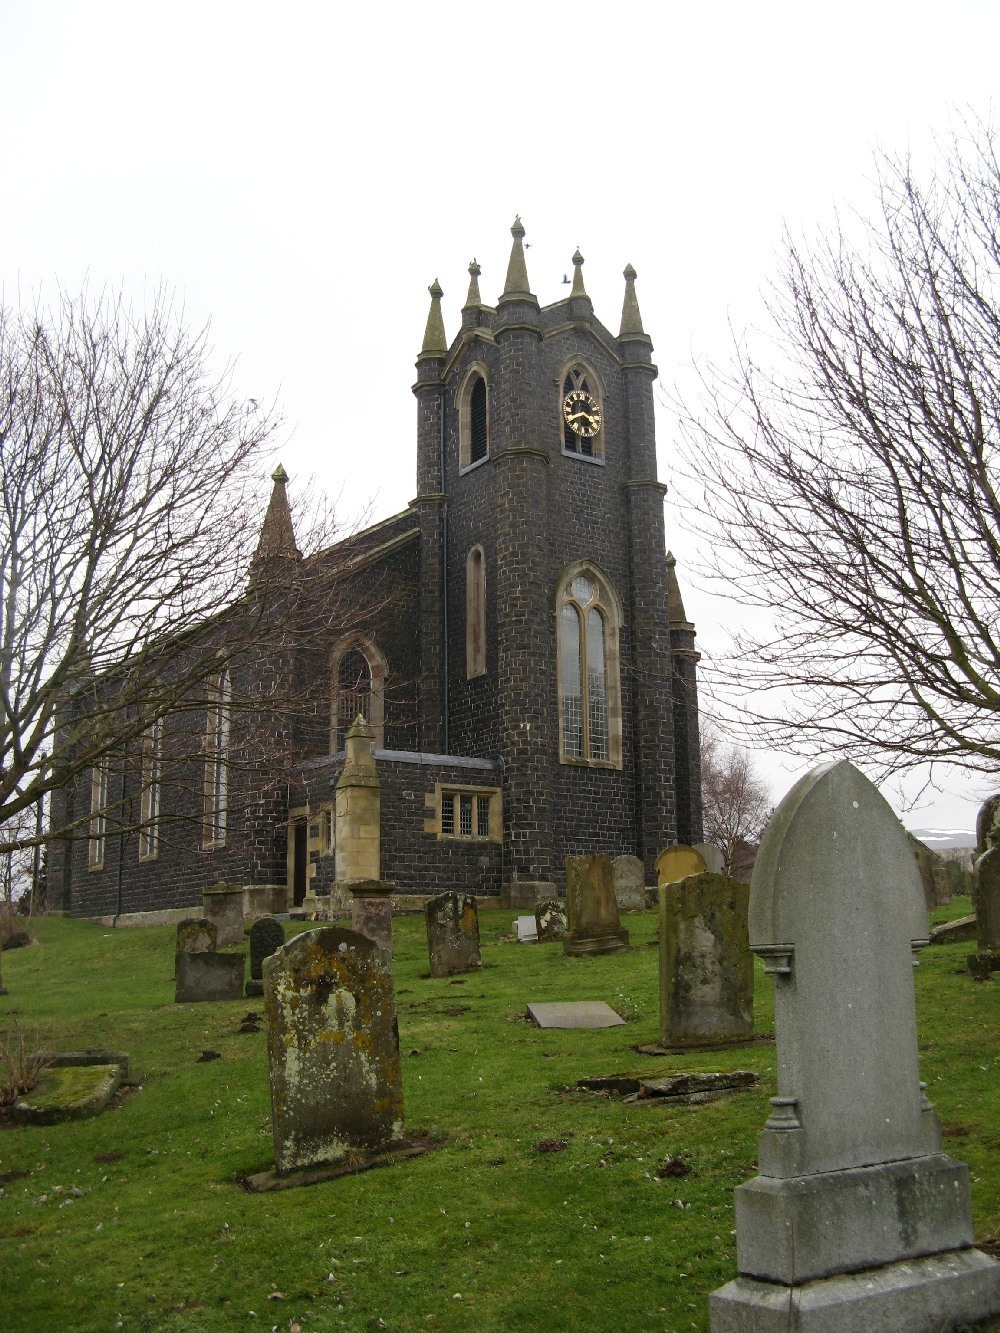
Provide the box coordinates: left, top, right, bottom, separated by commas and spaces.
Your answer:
2, 0, 998, 834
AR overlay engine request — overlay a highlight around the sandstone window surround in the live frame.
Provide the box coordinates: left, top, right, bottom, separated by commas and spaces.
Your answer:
88, 758, 108, 870
427, 783, 502, 843
202, 667, 231, 849
559, 361, 605, 463
138, 718, 161, 861
330, 634, 386, 752
466, 545, 486, 678
557, 562, 623, 768
458, 364, 490, 472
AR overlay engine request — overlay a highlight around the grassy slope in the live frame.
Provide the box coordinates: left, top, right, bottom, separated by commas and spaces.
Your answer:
0, 899, 995, 1332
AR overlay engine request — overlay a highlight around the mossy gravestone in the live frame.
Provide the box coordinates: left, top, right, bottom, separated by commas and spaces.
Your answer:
263, 927, 404, 1175
658, 872, 753, 1049
710, 759, 1000, 1330
563, 855, 629, 956
425, 892, 482, 978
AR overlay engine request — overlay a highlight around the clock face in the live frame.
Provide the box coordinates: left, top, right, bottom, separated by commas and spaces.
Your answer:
562, 389, 602, 438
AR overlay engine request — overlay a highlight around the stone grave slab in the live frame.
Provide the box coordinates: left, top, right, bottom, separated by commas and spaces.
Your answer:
709, 758, 1000, 1330
516, 914, 538, 943
175, 951, 245, 1003
13, 1062, 123, 1125
526, 1001, 625, 1029
425, 892, 482, 977
264, 926, 403, 1175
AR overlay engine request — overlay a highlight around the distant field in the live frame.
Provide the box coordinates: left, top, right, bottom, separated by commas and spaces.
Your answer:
0, 899, 997, 1331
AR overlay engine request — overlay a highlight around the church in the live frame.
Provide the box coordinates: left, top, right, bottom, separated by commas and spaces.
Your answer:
49, 220, 702, 920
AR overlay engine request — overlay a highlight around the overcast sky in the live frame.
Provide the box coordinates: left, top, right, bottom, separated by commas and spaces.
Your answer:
3, 1, 998, 834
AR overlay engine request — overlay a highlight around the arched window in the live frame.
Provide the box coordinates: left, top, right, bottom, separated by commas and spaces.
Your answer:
331, 635, 386, 752
466, 545, 486, 678
203, 667, 231, 847
560, 363, 603, 460
557, 565, 622, 766
459, 366, 490, 470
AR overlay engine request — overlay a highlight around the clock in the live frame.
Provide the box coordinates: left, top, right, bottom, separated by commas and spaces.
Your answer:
562, 389, 602, 438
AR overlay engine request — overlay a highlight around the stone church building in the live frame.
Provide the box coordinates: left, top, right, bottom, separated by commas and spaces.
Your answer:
50, 221, 702, 920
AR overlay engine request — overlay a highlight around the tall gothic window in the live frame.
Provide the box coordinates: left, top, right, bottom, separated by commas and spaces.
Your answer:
203, 668, 231, 848
139, 719, 161, 861
89, 759, 108, 870
459, 366, 490, 469
560, 364, 603, 460
466, 545, 486, 678
557, 566, 622, 766
331, 635, 386, 751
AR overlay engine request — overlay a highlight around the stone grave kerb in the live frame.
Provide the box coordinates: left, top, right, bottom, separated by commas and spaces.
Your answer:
749, 758, 937, 1179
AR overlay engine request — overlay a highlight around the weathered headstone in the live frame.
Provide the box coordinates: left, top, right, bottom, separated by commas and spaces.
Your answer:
202, 882, 245, 947
659, 871, 753, 1049
515, 914, 538, 943
908, 831, 941, 909
562, 855, 629, 956
175, 917, 217, 956
534, 898, 567, 941
612, 854, 646, 912
969, 826, 1000, 978
655, 844, 707, 886
693, 842, 726, 875
710, 759, 1000, 1330
263, 926, 404, 1174
425, 892, 482, 978
976, 792, 1000, 859
175, 951, 245, 1003
246, 916, 285, 997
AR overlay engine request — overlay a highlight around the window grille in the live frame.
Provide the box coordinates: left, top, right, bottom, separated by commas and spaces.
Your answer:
470, 376, 488, 463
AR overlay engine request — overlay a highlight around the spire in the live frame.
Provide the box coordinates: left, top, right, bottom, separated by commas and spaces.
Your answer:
665, 552, 691, 626
420, 279, 447, 356
253, 463, 301, 565
619, 263, 646, 337
570, 248, 587, 298
463, 259, 482, 310
501, 216, 533, 299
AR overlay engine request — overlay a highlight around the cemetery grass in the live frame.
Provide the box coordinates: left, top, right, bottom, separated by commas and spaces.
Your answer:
0, 903, 996, 1333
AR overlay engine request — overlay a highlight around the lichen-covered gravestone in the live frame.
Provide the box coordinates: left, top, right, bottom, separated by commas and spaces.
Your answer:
655, 844, 707, 886
425, 892, 482, 978
246, 916, 285, 998
562, 855, 629, 956
710, 759, 1000, 1330
534, 898, 567, 941
659, 872, 753, 1049
263, 926, 404, 1175
612, 854, 646, 913
175, 918, 217, 957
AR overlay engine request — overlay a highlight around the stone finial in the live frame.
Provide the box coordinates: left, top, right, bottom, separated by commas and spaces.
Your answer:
501, 216, 533, 299
420, 279, 447, 356
620, 263, 646, 337
252, 462, 301, 564
342, 713, 376, 775
463, 259, 482, 310
570, 248, 587, 298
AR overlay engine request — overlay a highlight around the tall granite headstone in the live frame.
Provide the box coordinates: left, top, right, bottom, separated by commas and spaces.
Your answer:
425, 892, 482, 978
710, 759, 1000, 1330
659, 872, 753, 1049
612, 854, 646, 913
246, 916, 285, 998
563, 855, 629, 956
263, 926, 404, 1174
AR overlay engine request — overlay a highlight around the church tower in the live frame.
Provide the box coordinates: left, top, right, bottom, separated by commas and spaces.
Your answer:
414, 220, 701, 896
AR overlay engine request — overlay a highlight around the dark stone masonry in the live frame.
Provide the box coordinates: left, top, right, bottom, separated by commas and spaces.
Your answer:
49, 221, 702, 920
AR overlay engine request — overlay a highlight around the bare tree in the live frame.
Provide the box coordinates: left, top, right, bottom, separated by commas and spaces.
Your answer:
0, 286, 322, 854
699, 725, 771, 879
677, 119, 1000, 778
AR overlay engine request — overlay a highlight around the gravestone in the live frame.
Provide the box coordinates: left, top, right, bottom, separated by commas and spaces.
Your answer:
693, 842, 726, 875
202, 883, 245, 947
175, 951, 245, 1003
562, 855, 629, 956
710, 759, 1000, 1330
425, 892, 482, 978
263, 926, 404, 1174
969, 826, 1000, 978
515, 914, 538, 943
655, 844, 707, 886
908, 831, 941, 909
526, 1001, 624, 1029
612, 854, 646, 912
534, 898, 567, 941
976, 792, 1000, 859
175, 917, 217, 956
659, 872, 753, 1049
246, 916, 285, 998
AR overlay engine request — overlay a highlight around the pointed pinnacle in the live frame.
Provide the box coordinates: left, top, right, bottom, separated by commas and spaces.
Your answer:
571, 248, 587, 298
254, 462, 300, 564
620, 263, 646, 337
271, 463, 288, 484
464, 259, 482, 309
502, 216, 533, 298
665, 552, 689, 623
421, 278, 447, 356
